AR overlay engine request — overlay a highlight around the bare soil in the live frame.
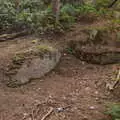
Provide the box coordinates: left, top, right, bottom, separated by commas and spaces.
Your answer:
0, 19, 119, 120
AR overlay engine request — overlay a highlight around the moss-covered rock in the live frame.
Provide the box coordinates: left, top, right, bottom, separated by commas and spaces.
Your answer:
5, 44, 61, 87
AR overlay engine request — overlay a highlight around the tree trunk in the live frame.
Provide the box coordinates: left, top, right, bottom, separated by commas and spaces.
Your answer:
52, 0, 60, 23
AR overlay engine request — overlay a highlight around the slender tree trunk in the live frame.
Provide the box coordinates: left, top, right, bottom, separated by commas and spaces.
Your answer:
52, 0, 60, 23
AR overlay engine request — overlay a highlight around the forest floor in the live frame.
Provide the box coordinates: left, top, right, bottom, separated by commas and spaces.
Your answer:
0, 18, 120, 120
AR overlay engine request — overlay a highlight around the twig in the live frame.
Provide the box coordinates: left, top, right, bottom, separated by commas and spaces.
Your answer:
41, 107, 54, 120
31, 108, 35, 120
113, 69, 120, 89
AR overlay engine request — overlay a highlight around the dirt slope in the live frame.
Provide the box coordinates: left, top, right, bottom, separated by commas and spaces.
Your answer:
0, 20, 119, 120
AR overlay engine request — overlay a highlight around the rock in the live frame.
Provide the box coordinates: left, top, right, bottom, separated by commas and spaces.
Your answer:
5, 44, 61, 87
67, 27, 120, 65
56, 107, 65, 112
74, 49, 120, 65
89, 106, 95, 110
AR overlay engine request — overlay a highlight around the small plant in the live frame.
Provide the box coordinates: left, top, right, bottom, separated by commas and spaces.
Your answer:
105, 103, 120, 120
66, 47, 74, 54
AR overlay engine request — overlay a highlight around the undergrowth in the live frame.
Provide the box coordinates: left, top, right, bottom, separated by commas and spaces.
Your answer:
0, 0, 119, 34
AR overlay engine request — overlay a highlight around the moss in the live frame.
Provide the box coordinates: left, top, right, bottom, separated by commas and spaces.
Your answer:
12, 45, 54, 64
12, 54, 25, 65
36, 45, 55, 53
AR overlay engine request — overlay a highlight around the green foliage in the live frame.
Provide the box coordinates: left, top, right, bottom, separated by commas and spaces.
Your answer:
0, 0, 118, 33
0, 0, 55, 32
66, 48, 74, 54
76, 4, 97, 15
60, 4, 76, 16
59, 4, 98, 28
95, 0, 111, 8
18, 0, 44, 11
0, 0, 16, 28
106, 104, 120, 120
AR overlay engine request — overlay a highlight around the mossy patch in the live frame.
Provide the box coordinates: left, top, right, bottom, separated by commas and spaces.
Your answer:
12, 54, 25, 65
36, 44, 55, 53
12, 44, 55, 65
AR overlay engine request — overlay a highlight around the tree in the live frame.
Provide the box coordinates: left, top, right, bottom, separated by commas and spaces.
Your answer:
51, 0, 85, 22
52, 0, 61, 22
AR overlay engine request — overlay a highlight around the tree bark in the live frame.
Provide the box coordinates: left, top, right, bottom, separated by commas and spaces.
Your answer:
51, 0, 61, 22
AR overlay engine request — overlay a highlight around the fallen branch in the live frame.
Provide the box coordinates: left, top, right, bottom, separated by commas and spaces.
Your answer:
41, 107, 54, 120
0, 30, 28, 41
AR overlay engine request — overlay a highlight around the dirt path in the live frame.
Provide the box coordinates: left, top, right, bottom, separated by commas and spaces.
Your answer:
0, 20, 119, 120
0, 53, 119, 120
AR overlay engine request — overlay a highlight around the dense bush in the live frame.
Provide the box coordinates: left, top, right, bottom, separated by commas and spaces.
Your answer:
0, 0, 16, 28
0, 0, 119, 33
0, 0, 47, 31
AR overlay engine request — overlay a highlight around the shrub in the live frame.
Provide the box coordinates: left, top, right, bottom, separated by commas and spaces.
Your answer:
106, 104, 120, 120
0, 0, 16, 29
0, 0, 116, 33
